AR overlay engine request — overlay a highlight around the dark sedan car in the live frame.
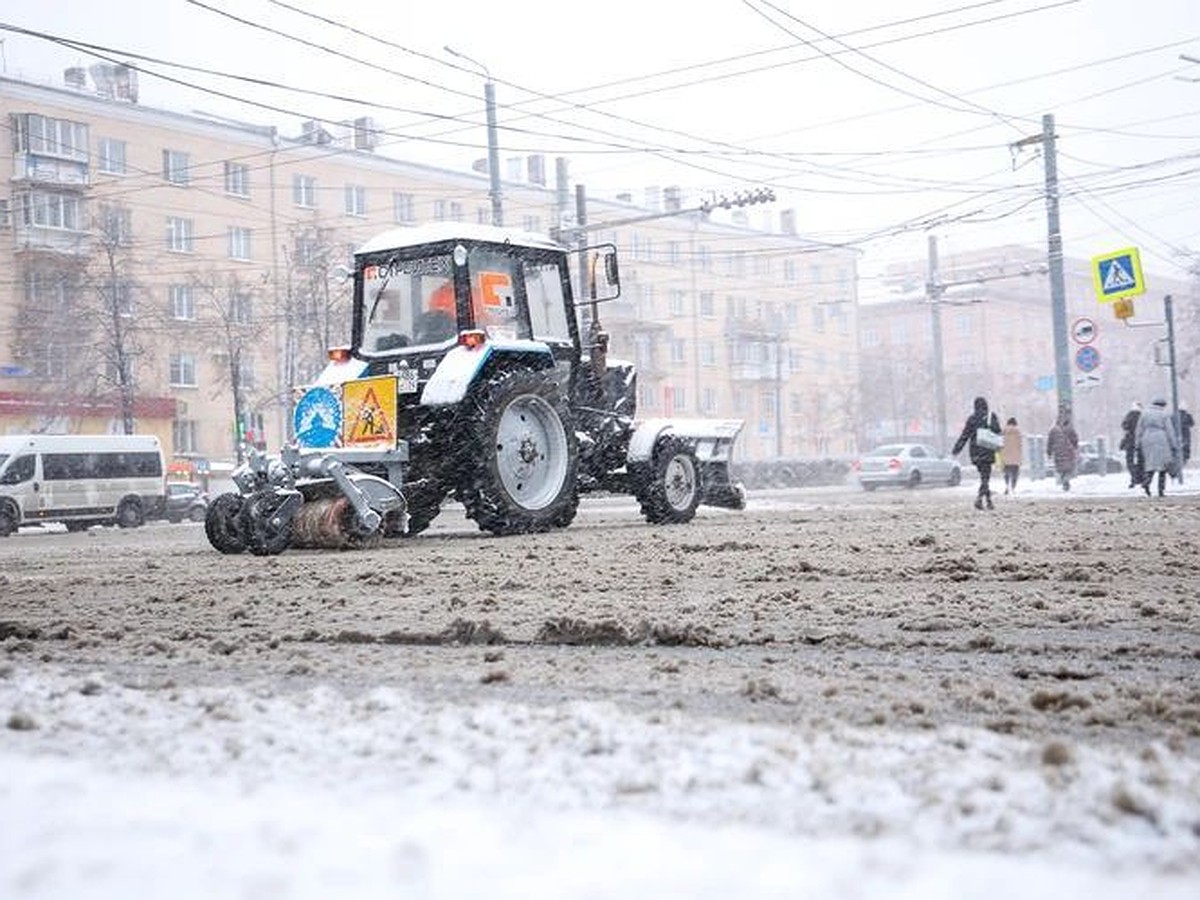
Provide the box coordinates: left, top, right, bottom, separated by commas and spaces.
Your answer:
162, 482, 209, 523
853, 443, 962, 491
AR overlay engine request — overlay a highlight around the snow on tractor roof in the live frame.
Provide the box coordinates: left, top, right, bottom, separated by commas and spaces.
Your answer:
355, 222, 563, 256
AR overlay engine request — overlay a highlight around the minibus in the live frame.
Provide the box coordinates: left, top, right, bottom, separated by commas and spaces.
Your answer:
0, 434, 166, 535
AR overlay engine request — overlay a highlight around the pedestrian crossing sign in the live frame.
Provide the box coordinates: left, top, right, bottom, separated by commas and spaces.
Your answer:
1091, 247, 1145, 303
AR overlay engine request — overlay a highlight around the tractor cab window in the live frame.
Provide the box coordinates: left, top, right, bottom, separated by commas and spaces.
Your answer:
524, 259, 571, 345
361, 253, 455, 353
467, 247, 530, 341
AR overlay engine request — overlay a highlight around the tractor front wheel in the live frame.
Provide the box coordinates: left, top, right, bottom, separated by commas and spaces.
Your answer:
239, 492, 294, 556
456, 368, 579, 535
635, 435, 701, 524
205, 493, 247, 554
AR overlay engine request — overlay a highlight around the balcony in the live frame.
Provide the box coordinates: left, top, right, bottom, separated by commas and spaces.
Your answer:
13, 225, 92, 256
13, 152, 90, 190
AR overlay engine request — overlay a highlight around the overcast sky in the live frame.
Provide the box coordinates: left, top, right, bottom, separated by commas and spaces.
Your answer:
2, 0, 1198, 288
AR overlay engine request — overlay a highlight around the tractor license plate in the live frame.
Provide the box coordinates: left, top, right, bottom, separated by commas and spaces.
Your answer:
392, 365, 419, 394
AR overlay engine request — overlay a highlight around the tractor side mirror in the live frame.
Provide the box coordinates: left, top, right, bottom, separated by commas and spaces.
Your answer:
575, 243, 621, 304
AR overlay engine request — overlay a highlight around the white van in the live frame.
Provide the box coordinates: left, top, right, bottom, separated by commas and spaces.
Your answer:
0, 434, 166, 535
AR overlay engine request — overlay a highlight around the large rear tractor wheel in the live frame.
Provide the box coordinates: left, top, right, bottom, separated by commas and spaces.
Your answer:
205, 493, 247, 554
239, 492, 294, 556
635, 436, 701, 524
456, 368, 579, 536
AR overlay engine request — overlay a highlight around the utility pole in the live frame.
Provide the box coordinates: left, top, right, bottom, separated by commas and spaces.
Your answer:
926, 234, 949, 451
445, 46, 503, 226
1013, 114, 1071, 418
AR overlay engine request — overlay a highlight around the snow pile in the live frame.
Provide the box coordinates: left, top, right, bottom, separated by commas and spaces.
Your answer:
2, 666, 1197, 899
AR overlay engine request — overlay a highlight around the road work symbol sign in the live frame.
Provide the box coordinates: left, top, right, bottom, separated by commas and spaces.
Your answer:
342, 375, 397, 449
1091, 247, 1145, 303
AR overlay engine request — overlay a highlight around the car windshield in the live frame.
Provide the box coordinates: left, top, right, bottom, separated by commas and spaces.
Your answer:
866, 446, 906, 457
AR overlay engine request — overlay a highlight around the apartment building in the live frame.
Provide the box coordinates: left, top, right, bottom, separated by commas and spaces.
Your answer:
860, 244, 1195, 451
1, 68, 861, 468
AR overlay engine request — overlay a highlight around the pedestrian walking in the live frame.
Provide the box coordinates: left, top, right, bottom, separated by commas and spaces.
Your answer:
1119, 402, 1143, 488
952, 396, 1002, 510
1046, 406, 1080, 492
1136, 398, 1180, 497
1000, 417, 1022, 494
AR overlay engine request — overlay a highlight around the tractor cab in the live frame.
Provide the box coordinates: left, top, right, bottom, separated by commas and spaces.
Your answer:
351, 223, 618, 376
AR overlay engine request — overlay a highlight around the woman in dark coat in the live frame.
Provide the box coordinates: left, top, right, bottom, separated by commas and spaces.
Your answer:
1046, 408, 1080, 492
952, 396, 1001, 510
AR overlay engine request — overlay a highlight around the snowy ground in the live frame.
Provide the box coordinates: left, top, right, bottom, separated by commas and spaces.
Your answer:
2, 471, 1198, 898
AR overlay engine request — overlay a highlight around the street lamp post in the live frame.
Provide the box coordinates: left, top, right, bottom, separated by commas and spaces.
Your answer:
445, 46, 503, 226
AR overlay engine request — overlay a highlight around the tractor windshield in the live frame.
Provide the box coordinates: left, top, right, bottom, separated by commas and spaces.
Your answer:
360, 253, 456, 353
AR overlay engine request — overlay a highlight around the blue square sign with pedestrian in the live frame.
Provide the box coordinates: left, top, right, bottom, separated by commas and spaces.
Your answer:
1091, 247, 1145, 302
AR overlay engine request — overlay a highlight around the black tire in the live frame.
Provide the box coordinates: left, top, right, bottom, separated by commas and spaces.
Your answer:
205, 493, 247, 554
188, 505, 207, 523
0, 502, 19, 537
116, 498, 144, 528
393, 482, 443, 538
861, 482, 877, 492
239, 492, 294, 556
65, 521, 91, 533
635, 435, 701, 525
906, 470, 922, 489
456, 368, 579, 536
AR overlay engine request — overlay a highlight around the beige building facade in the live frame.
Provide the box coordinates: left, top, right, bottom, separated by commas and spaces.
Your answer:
2, 70, 860, 470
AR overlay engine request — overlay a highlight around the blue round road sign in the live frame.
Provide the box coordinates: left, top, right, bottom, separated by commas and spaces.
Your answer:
1075, 345, 1101, 373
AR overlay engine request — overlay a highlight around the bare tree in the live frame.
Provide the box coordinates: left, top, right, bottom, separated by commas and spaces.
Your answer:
189, 269, 270, 463
88, 204, 146, 433
280, 226, 352, 435
7, 203, 150, 433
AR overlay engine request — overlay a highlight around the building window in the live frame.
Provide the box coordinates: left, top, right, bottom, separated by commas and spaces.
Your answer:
228, 226, 252, 260
18, 191, 83, 230
344, 184, 367, 216
476, 207, 489, 224
169, 353, 197, 387
701, 387, 717, 414
237, 358, 256, 390
97, 138, 126, 174
668, 290, 685, 317
433, 199, 447, 221
698, 245, 711, 272
639, 384, 658, 410
670, 386, 686, 412
169, 284, 195, 320
699, 291, 715, 317
224, 161, 250, 197
231, 292, 254, 324
450, 201, 464, 222
172, 419, 199, 454
670, 339, 685, 364
14, 114, 88, 159
162, 149, 190, 185
667, 241, 681, 265
101, 281, 134, 317
292, 174, 316, 208
24, 270, 71, 312
637, 284, 656, 318
97, 203, 132, 245
783, 259, 796, 283
392, 191, 415, 223
812, 304, 826, 333
700, 341, 716, 366
166, 217, 194, 252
